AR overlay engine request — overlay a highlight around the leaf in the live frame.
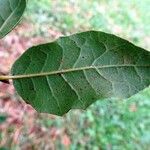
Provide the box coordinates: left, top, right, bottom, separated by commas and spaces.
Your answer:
11, 31, 150, 116
0, 115, 7, 124
0, 0, 27, 38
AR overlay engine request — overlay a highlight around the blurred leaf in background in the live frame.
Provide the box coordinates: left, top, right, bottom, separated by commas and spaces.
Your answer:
0, 115, 7, 124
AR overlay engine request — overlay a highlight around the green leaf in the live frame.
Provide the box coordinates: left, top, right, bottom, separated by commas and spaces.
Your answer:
11, 31, 150, 116
0, 115, 7, 124
0, 0, 27, 38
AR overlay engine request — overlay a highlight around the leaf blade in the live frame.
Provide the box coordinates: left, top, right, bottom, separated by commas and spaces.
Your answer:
11, 31, 150, 115
0, 0, 27, 38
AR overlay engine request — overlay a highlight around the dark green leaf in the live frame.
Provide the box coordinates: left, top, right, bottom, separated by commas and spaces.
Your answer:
0, 115, 7, 124
11, 31, 150, 116
0, 0, 27, 38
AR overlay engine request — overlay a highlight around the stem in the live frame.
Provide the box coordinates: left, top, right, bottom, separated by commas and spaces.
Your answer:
0, 75, 10, 84
0, 75, 12, 80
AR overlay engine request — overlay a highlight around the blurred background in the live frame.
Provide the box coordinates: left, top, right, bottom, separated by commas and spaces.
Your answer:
0, 0, 150, 149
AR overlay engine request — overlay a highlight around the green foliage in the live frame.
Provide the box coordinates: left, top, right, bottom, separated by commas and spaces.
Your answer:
0, 0, 150, 149
21, 1, 150, 149
0, 148, 8, 150
0, 115, 7, 124
0, 0, 27, 38
41, 88, 149, 150
11, 31, 150, 115
24, 0, 150, 48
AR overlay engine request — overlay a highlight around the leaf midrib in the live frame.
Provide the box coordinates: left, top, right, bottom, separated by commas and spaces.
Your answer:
9, 64, 150, 80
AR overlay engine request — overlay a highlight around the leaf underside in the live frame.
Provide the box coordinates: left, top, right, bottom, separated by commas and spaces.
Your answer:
0, 0, 26, 38
11, 31, 150, 116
